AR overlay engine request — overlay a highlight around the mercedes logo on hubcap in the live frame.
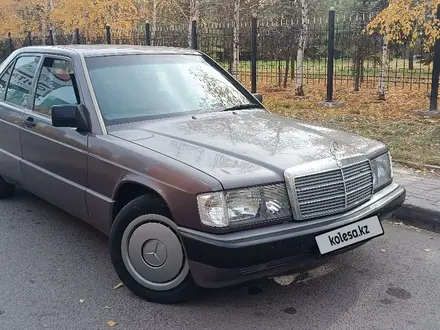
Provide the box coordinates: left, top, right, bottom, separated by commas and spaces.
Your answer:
142, 239, 167, 267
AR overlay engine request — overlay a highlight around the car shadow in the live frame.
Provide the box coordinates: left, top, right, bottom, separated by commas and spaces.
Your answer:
0, 189, 381, 330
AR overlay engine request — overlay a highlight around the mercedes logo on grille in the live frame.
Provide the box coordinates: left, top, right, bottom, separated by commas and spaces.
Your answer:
329, 141, 343, 167
329, 141, 339, 157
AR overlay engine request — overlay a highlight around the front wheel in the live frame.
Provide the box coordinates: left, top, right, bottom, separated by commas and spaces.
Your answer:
109, 194, 200, 304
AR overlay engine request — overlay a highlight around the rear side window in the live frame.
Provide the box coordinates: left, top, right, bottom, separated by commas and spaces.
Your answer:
33, 57, 79, 116
5, 56, 41, 107
0, 62, 14, 101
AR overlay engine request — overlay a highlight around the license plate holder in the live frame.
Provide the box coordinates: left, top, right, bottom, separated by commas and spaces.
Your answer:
315, 216, 384, 255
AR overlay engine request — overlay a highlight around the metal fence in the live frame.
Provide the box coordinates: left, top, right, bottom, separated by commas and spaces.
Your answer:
0, 10, 436, 93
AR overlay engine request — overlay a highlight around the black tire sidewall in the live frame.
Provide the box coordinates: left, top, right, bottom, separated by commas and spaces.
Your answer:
109, 194, 200, 304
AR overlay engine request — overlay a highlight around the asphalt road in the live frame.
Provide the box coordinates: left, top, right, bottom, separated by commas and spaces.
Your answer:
1, 190, 439, 330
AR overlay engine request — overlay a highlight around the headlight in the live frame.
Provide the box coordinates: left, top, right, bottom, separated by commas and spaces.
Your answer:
197, 184, 292, 228
371, 152, 393, 191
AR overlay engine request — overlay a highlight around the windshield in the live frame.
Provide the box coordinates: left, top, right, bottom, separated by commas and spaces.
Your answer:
85, 54, 255, 125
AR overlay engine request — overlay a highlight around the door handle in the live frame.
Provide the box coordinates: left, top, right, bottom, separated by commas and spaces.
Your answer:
24, 116, 36, 128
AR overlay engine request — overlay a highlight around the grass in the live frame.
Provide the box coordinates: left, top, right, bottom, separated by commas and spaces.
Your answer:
219, 58, 433, 93
217, 58, 433, 80
261, 83, 440, 167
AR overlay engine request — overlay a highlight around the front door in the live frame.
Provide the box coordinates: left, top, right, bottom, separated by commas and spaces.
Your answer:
20, 56, 89, 221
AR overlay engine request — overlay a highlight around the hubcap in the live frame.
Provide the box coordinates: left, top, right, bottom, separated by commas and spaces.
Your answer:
121, 215, 189, 291
142, 239, 167, 267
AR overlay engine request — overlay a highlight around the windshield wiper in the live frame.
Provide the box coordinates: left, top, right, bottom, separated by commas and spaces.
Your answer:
222, 103, 262, 112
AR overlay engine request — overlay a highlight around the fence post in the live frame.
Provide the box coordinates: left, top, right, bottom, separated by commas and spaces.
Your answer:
8, 33, 13, 55
106, 25, 111, 44
429, 4, 440, 111
75, 28, 80, 44
251, 13, 258, 94
326, 7, 335, 103
28, 31, 32, 46
49, 28, 55, 45
145, 21, 151, 46
191, 20, 197, 50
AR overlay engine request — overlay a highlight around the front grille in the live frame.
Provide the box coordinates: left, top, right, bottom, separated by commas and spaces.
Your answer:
293, 160, 373, 219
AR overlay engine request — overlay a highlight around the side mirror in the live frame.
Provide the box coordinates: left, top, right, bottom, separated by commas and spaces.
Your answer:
253, 93, 263, 103
51, 104, 90, 132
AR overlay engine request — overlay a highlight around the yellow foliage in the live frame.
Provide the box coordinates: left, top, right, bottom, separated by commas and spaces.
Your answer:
52, 0, 149, 38
0, 0, 150, 38
0, 0, 52, 36
367, 0, 440, 51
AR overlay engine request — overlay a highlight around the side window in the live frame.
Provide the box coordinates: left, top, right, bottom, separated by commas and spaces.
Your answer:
0, 62, 14, 101
33, 58, 79, 116
5, 56, 41, 107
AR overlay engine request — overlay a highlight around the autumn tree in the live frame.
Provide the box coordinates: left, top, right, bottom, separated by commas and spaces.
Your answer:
345, 0, 387, 92
368, 0, 440, 51
50, 0, 149, 40
0, 0, 52, 38
367, 0, 440, 99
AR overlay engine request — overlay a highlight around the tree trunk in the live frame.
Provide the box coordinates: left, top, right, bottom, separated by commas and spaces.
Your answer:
353, 44, 363, 91
283, 57, 290, 88
232, 0, 240, 77
277, 59, 282, 87
188, 0, 199, 48
360, 60, 364, 84
378, 35, 388, 100
47, 0, 54, 45
295, 0, 309, 96
290, 56, 295, 82
296, 47, 305, 96
408, 46, 414, 70
354, 59, 361, 91
152, 0, 157, 46
42, 21, 46, 45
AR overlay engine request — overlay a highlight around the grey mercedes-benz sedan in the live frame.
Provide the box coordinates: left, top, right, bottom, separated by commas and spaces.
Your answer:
0, 45, 405, 304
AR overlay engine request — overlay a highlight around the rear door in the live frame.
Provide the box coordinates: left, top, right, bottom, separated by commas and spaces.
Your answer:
0, 55, 42, 185
20, 55, 89, 221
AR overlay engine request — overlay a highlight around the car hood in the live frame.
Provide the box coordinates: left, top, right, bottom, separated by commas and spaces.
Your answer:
108, 109, 386, 189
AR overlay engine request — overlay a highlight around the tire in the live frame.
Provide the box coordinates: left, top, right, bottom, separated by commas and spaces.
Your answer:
0, 175, 14, 199
109, 194, 201, 304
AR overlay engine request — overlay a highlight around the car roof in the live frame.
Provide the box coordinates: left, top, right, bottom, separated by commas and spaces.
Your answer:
14, 44, 201, 57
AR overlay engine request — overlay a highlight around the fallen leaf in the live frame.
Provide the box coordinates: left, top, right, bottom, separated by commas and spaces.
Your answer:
424, 248, 431, 252
113, 282, 124, 290
107, 321, 117, 327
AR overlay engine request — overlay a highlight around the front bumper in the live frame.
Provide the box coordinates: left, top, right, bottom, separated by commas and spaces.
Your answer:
178, 183, 406, 289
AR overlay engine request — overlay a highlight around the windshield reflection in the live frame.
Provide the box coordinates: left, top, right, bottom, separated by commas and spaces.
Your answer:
86, 54, 254, 125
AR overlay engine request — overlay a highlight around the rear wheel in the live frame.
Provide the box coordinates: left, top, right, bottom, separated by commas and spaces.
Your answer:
0, 176, 14, 199
109, 194, 200, 304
